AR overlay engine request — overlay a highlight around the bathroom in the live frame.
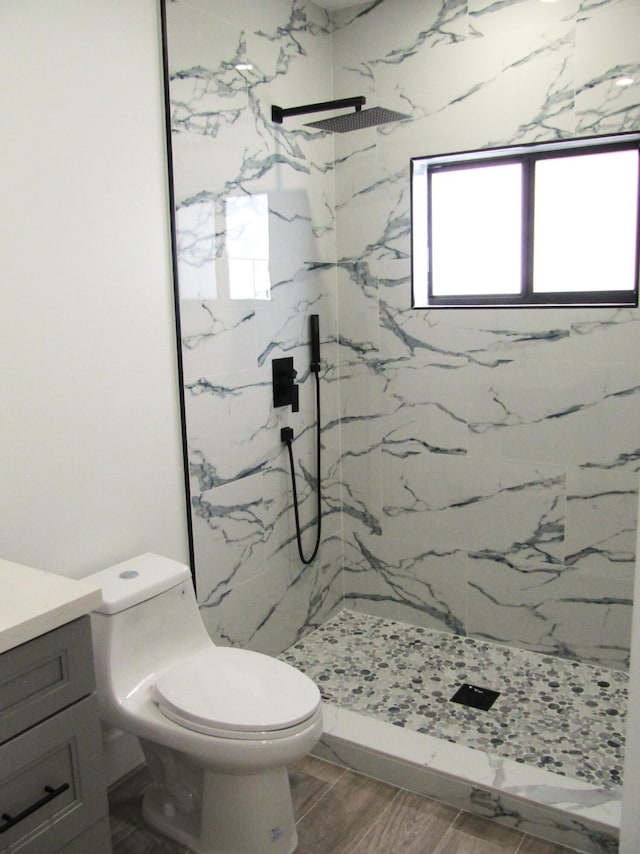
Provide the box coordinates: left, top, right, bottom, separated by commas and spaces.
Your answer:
2, 0, 640, 851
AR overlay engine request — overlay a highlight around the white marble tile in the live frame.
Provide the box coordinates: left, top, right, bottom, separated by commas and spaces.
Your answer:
191, 471, 275, 599
171, 0, 301, 34
565, 309, 640, 367
467, 552, 633, 667
335, 262, 381, 355
185, 365, 277, 483
336, 175, 409, 262
343, 537, 468, 634
201, 531, 345, 654
575, 7, 640, 134
180, 297, 258, 383
165, 3, 248, 78
332, 0, 468, 64
374, 25, 574, 153
565, 468, 638, 567
468, 0, 582, 38
338, 412, 385, 538
254, 262, 338, 362
466, 360, 640, 469
380, 453, 565, 560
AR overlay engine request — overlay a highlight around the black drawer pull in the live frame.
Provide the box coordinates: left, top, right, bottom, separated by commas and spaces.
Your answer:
0, 783, 70, 833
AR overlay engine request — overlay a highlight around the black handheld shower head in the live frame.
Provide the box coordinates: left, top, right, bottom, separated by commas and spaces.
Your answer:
310, 314, 320, 374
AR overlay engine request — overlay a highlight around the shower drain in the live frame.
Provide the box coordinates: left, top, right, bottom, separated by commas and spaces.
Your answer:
450, 683, 500, 711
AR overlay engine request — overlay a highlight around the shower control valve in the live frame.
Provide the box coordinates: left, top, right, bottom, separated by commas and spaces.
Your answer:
272, 357, 299, 413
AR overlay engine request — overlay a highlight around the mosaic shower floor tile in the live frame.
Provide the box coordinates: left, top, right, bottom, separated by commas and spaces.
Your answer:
280, 610, 627, 790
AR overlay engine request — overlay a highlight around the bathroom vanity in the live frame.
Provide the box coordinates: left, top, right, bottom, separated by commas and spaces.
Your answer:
0, 559, 110, 853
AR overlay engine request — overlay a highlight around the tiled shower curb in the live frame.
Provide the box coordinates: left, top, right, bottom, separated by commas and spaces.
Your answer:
313, 705, 619, 854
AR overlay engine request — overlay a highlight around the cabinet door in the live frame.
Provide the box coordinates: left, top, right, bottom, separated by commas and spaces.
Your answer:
0, 694, 109, 853
0, 618, 95, 745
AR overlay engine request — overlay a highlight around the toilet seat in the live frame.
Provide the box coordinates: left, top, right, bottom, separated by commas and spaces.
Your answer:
151, 647, 321, 740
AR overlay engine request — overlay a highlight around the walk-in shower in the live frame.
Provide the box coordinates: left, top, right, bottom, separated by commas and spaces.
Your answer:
281, 612, 625, 852
161, 2, 631, 851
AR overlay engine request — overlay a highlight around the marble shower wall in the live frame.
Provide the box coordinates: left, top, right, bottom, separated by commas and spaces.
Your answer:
165, 0, 639, 671
333, 0, 640, 669
164, 0, 344, 654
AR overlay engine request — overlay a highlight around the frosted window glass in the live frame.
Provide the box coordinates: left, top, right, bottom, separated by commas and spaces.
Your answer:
533, 150, 639, 293
431, 163, 522, 296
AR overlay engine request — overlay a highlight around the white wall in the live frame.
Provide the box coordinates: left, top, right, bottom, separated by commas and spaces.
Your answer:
0, 0, 188, 577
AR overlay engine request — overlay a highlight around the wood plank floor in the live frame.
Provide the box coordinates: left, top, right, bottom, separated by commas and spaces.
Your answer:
108, 757, 578, 853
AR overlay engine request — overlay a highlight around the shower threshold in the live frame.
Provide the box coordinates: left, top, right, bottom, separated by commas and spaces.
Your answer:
281, 610, 625, 854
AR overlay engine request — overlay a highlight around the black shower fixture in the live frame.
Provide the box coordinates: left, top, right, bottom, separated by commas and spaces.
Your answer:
272, 357, 299, 412
272, 96, 410, 133
279, 315, 323, 565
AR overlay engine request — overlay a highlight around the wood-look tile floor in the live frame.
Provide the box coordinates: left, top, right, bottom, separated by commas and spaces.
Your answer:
108, 757, 578, 853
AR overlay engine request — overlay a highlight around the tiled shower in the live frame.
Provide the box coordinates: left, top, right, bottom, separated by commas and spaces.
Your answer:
163, 0, 639, 850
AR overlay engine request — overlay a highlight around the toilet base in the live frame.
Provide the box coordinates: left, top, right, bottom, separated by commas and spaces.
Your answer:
142, 766, 298, 854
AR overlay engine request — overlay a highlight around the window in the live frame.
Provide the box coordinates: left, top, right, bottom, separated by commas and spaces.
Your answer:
411, 133, 640, 308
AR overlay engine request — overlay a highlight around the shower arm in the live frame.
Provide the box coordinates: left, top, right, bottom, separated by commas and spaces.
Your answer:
272, 96, 365, 124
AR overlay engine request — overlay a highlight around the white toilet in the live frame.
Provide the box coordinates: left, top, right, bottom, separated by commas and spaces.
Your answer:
88, 553, 322, 854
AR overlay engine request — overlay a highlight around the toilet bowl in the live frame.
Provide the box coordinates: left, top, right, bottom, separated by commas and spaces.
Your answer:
88, 553, 322, 854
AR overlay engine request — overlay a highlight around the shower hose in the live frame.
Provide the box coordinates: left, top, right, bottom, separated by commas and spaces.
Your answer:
282, 365, 322, 565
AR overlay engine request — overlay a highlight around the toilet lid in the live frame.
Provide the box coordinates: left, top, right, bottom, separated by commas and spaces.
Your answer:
152, 648, 321, 739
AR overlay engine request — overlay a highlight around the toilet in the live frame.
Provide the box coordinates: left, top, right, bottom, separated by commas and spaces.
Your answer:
88, 553, 322, 854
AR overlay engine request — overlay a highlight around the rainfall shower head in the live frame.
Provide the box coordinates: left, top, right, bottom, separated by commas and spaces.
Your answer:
272, 96, 409, 134
305, 106, 410, 133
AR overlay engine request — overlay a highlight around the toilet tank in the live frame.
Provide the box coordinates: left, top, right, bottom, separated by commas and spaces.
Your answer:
91, 553, 192, 614
89, 554, 212, 713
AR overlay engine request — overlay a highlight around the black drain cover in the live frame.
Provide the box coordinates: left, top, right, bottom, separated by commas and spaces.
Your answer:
450, 683, 500, 711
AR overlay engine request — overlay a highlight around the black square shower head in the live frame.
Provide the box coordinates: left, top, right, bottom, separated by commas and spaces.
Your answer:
271, 97, 410, 134
304, 106, 410, 133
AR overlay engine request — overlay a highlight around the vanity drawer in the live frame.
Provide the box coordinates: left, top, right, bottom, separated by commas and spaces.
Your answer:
0, 693, 108, 853
0, 618, 95, 745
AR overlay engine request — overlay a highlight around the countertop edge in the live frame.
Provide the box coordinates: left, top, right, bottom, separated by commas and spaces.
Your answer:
0, 558, 103, 654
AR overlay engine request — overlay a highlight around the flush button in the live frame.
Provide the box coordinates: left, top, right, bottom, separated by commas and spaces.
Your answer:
119, 570, 139, 579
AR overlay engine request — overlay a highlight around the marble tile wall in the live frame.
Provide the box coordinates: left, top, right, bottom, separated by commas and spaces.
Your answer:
165, 0, 640, 669
164, 0, 344, 654
332, 0, 640, 669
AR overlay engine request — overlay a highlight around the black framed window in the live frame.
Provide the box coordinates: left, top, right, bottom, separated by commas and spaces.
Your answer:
411, 133, 640, 308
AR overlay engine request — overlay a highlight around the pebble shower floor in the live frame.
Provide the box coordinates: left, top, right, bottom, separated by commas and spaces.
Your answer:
280, 610, 627, 790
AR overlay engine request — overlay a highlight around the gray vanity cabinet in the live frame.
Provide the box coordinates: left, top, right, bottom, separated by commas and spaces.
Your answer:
0, 616, 111, 853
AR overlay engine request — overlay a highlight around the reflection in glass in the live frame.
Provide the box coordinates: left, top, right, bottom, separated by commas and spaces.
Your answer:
176, 201, 217, 300
226, 194, 271, 300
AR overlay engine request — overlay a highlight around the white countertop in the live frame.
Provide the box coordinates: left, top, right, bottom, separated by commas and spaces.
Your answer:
0, 558, 103, 654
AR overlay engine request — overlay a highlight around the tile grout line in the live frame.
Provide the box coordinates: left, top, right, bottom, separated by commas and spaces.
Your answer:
293, 764, 348, 825
430, 809, 466, 854
432, 822, 524, 854
344, 787, 404, 853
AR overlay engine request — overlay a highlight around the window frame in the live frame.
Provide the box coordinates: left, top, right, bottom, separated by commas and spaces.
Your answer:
411, 132, 640, 309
